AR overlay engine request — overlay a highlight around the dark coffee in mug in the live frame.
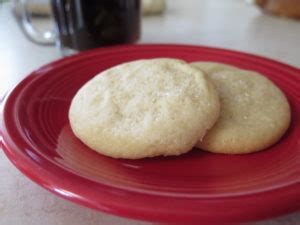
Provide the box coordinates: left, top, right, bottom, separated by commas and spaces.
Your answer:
51, 0, 141, 51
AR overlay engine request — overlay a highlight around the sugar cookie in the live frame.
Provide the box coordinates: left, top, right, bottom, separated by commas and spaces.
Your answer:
69, 58, 220, 159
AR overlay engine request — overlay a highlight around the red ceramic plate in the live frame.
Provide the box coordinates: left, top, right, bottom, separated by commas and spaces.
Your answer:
1, 44, 300, 224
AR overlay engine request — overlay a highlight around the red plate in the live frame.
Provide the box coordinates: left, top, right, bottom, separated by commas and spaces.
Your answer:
1, 44, 300, 224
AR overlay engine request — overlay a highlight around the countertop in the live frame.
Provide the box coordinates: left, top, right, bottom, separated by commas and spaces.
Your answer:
0, 0, 299, 224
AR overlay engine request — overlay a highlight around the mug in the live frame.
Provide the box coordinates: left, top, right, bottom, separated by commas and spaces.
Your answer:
16, 0, 141, 55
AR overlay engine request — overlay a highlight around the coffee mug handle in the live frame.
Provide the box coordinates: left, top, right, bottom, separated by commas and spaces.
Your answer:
17, 0, 55, 45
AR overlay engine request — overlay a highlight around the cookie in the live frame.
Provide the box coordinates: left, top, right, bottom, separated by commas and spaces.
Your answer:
190, 61, 239, 74
69, 58, 220, 159
191, 62, 291, 154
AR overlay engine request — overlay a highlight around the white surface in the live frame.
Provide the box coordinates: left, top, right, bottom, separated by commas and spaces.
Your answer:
0, 0, 299, 224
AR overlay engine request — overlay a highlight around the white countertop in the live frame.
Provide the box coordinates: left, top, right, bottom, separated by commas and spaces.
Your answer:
0, 0, 299, 224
